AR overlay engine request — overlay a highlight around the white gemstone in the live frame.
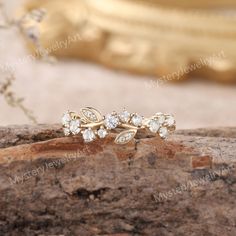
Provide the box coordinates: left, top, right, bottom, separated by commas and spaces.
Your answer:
69, 119, 81, 135
119, 137, 125, 143
156, 113, 165, 124
159, 127, 168, 138
148, 119, 160, 133
119, 110, 130, 123
124, 133, 132, 140
165, 115, 175, 126
25, 26, 40, 42
83, 110, 97, 121
131, 114, 143, 127
62, 112, 71, 127
63, 128, 70, 136
83, 129, 95, 142
97, 128, 107, 138
104, 114, 119, 129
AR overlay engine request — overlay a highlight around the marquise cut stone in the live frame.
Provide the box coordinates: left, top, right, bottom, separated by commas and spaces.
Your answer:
84, 110, 97, 121
115, 130, 137, 144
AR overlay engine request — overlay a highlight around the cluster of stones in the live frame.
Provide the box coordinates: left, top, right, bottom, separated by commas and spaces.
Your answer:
62, 111, 108, 143
147, 112, 176, 138
62, 109, 175, 143
118, 110, 175, 139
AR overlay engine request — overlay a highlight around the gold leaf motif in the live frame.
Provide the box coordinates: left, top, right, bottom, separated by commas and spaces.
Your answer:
114, 129, 137, 145
80, 107, 103, 123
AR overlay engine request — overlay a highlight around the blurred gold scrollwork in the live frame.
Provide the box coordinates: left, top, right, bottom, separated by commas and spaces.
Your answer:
17, 0, 236, 83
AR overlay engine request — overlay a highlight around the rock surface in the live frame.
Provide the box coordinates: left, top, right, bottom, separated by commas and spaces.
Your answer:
0, 125, 235, 236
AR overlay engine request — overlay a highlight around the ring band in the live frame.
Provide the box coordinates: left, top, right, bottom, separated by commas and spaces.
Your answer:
62, 107, 176, 145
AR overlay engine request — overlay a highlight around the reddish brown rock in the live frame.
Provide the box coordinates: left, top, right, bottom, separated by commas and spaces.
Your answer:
0, 125, 235, 236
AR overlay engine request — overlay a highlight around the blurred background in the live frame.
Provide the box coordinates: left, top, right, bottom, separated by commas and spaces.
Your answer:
0, 0, 236, 129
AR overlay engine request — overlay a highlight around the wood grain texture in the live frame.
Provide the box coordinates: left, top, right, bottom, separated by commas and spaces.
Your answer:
0, 125, 235, 236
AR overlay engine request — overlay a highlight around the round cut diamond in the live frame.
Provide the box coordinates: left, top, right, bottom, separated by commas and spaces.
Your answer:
62, 112, 71, 127
69, 119, 81, 135
165, 115, 175, 126
148, 119, 160, 133
63, 127, 70, 136
119, 110, 130, 123
97, 128, 108, 138
156, 113, 165, 124
104, 114, 119, 129
83, 129, 95, 142
131, 114, 143, 127
159, 127, 168, 138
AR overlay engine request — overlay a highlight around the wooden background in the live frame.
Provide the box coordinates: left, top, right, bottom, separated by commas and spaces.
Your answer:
0, 125, 235, 235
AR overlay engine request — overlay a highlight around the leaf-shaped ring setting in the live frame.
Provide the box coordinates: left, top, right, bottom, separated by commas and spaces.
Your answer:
62, 107, 176, 145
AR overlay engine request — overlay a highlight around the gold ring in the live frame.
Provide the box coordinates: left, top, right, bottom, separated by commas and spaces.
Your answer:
62, 107, 176, 145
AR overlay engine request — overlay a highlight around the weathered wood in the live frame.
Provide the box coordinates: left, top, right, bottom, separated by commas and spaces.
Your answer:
0, 125, 235, 236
